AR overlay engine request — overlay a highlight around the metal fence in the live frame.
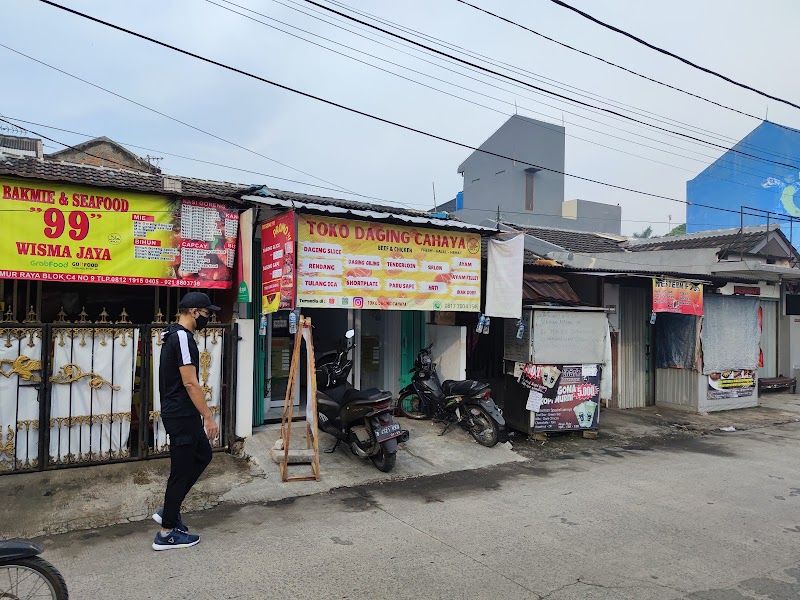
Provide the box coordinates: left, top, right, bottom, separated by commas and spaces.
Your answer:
0, 308, 236, 475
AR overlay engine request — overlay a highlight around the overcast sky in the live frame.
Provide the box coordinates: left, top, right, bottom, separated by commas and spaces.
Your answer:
3, 0, 800, 235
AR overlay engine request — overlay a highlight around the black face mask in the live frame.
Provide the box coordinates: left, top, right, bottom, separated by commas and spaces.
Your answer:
195, 314, 209, 331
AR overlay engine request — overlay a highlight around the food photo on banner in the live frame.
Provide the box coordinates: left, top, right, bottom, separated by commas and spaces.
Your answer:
707, 370, 756, 400
261, 211, 296, 314
518, 363, 600, 431
0, 178, 239, 288
295, 214, 481, 311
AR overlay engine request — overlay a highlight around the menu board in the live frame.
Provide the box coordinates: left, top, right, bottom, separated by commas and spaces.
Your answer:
296, 214, 482, 311
519, 363, 600, 432
0, 178, 238, 288
261, 212, 296, 314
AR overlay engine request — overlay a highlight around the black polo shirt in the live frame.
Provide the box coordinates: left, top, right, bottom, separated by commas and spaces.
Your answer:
159, 323, 200, 418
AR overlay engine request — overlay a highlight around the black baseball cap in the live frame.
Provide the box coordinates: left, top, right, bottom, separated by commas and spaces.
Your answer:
179, 292, 221, 312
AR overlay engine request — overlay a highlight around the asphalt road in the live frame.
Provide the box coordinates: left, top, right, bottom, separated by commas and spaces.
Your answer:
33, 425, 800, 599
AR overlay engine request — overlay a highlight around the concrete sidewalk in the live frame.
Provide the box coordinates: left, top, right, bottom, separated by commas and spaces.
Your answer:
1, 417, 522, 539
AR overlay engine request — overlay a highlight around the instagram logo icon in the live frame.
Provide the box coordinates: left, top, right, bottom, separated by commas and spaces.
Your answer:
353, 297, 364, 309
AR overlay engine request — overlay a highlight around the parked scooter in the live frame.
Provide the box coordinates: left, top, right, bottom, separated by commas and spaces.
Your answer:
316, 330, 409, 472
0, 541, 69, 599
397, 344, 507, 447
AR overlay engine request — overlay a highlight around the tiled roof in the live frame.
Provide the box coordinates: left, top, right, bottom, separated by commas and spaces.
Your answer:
257, 188, 440, 219
627, 228, 769, 253
0, 154, 256, 201
507, 224, 627, 253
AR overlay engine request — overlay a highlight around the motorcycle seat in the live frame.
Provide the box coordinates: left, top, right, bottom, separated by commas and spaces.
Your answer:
342, 387, 392, 405
441, 379, 489, 397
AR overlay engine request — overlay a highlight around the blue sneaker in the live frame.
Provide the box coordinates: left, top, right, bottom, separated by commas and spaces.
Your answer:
152, 529, 200, 551
152, 508, 189, 532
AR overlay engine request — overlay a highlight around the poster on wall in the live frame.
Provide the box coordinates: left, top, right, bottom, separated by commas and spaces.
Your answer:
653, 278, 703, 315
296, 214, 482, 311
0, 178, 238, 288
518, 363, 600, 431
261, 211, 296, 314
707, 370, 755, 400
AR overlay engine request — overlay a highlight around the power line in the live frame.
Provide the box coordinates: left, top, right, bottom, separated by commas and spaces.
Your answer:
315, 0, 799, 164
298, 0, 800, 172
547, 0, 800, 113
454, 0, 762, 123
32, 0, 791, 222
0, 116, 776, 231
204, 0, 792, 193
0, 114, 429, 209
0, 43, 359, 197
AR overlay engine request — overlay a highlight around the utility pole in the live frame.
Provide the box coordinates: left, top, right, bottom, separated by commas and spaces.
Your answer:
432, 182, 437, 212
497, 205, 501, 230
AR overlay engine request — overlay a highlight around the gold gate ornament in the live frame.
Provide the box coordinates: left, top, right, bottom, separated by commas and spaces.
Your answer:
50, 363, 121, 391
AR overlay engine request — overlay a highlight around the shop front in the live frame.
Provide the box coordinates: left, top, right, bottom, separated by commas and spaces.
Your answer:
653, 278, 778, 412
251, 207, 487, 424
0, 175, 241, 473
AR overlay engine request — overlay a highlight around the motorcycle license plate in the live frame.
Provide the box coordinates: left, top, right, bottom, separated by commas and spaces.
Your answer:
374, 422, 402, 442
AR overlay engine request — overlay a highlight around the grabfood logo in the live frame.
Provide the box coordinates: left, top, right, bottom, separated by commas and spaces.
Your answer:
353, 297, 364, 309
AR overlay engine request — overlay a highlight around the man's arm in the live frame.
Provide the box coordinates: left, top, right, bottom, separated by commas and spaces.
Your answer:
179, 365, 220, 441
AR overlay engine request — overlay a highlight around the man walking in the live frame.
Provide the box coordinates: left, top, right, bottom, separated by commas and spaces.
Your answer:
152, 292, 220, 551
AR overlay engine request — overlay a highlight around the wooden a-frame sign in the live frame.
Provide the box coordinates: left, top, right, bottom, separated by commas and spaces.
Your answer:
278, 316, 321, 482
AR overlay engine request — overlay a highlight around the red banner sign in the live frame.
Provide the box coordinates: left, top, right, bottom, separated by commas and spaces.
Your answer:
652, 278, 703, 315
261, 211, 296, 314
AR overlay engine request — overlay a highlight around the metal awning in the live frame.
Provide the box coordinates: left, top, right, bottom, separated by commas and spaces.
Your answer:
710, 261, 800, 281
240, 194, 496, 233
522, 273, 580, 304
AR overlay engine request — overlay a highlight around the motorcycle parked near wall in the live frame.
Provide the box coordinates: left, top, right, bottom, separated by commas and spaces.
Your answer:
0, 541, 69, 599
316, 330, 409, 472
397, 344, 507, 447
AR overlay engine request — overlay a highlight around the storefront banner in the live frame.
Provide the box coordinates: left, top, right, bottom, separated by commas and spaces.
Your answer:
707, 370, 755, 400
296, 214, 482, 311
653, 278, 703, 315
518, 363, 600, 431
0, 178, 238, 288
261, 211, 296, 314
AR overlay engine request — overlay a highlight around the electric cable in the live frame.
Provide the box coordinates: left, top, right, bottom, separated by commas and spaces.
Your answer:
547, 0, 800, 113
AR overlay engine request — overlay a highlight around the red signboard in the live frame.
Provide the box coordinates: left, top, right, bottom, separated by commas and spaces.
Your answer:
261, 211, 296, 314
652, 278, 703, 316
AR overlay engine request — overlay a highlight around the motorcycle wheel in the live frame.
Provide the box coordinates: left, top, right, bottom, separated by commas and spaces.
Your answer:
0, 556, 69, 600
397, 392, 429, 420
370, 445, 397, 472
465, 404, 499, 447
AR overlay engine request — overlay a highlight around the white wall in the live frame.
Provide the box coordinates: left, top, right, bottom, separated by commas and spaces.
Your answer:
426, 324, 467, 381
235, 318, 255, 438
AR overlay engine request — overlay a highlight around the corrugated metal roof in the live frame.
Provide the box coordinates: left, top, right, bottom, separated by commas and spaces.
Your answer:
243, 193, 496, 232
0, 135, 39, 153
522, 272, 580, 304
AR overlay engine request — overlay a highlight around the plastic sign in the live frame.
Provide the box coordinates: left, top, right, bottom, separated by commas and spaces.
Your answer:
0, 178, 238, 288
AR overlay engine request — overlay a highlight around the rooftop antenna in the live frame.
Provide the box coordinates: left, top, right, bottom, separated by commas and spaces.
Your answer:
145, 155, 163, 168
432, 182, 438, 212
668, 214, 672, 233
496, 205, 501, 230
514, 99, 518, 115
766, 105, 769, 121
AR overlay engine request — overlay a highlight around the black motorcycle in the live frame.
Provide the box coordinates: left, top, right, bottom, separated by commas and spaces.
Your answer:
0, 541, 69, 599
397, 344, 507, 447
316, 330, 409, 472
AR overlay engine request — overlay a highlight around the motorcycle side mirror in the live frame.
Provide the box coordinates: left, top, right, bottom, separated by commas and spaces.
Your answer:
345, 329, 355, 339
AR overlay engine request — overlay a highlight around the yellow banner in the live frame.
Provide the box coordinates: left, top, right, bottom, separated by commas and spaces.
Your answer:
0, 178, 238, 288
296, 214, 481, 311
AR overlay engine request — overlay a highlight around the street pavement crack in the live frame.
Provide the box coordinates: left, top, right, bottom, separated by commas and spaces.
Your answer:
369, 499, 544, 599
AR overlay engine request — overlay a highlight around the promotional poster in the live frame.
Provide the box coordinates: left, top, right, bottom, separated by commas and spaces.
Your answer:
519, 363, 601, 432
